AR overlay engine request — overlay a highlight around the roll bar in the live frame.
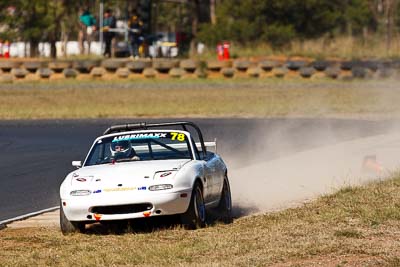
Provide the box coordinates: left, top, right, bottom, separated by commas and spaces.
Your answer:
103, 121, 207, 158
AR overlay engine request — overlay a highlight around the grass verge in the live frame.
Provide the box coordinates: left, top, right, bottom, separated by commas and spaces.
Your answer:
1, 78, 400, 119
1, 175, 400, 266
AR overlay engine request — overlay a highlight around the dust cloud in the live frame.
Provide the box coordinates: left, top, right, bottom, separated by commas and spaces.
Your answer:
226, 120, 400, 217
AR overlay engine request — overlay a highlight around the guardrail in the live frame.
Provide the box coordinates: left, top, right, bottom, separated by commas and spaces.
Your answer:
0, 58, 398, 82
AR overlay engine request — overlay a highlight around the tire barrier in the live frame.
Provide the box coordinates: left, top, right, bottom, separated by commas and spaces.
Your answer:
325, 66, 341, 79
36, 68, 53, 79
63, 68, 78, 79
247, 67, 261, 78
351, 66, 368, 79
179, 59, 198, 73
286, 60, 307, 71
208, 60, 231, 72
274, 67, 288, 78
376, 67, 394, 79
0, 58, 400, 81
126, 60, 151, 74
169, 67, 185, 78
259, 60, 279, 72
233, 60, 250, 72
364, 60, 379, 72
49, 61, 72, 73
0, 61, 20, 72
90, 67, 105, 78
340, 61, 353, 71
143, 67, 157, 78
101, 59, 126, 73
194, 68, 208, 78
116, 67, 130, 78
299, 67, 315, 78
153, 60, 178, 74
23, 61, 43, 73
73, 60, 99, 73
221, 67, 235, 78
312, 60, 331, 71
11, 68, 28, 79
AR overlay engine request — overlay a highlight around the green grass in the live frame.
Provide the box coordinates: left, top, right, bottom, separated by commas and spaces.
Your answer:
1, 175, 400, 266
1, 78, 400, 119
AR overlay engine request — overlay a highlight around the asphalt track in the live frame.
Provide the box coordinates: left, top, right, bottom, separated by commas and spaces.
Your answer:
0, 118, 398, 222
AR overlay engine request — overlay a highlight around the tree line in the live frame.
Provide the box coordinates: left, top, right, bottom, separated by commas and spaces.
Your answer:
0, 0, 398, 57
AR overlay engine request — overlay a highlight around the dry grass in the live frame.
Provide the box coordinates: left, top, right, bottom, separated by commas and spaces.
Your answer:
1, 79, 400, 119
198, 36, 400, 59
1, 175, 400, 266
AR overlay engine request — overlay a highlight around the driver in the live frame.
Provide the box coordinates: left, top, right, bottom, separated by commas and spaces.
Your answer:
110, 140, 140, 161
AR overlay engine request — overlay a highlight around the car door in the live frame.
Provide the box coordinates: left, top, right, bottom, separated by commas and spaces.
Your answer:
204, 153, 224, 203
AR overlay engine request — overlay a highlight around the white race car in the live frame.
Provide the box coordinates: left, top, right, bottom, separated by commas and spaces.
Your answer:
59, 121, 232, 234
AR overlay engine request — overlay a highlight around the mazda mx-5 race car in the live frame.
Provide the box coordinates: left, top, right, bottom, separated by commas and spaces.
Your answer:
59, 121, 232, 234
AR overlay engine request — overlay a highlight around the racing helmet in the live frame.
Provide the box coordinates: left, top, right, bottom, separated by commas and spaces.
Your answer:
110, 140, 132, 159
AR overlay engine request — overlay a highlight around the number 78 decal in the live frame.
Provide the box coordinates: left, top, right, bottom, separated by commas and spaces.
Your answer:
170, 132, 186, 141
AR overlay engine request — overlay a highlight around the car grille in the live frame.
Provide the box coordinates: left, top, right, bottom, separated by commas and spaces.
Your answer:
89, 203, 153, 214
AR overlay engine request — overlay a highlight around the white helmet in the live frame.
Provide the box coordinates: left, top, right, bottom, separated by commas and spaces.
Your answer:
110, 140, 132, 160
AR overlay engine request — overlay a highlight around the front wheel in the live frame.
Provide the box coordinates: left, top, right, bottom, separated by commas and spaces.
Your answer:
60, 201, 85, 235
180, 182, 206, 229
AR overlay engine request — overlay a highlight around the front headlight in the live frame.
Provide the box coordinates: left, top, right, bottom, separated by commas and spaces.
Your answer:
70, 190, 91, 196
148, 184, 173, 191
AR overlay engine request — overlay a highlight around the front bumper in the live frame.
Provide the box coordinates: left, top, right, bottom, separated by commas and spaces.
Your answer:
61, 189, 192, 222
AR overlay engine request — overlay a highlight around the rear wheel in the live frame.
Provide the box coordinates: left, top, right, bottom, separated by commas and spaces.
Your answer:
181, 182, 206, 229
216, 177, 233, 224
60, 202, 85, 235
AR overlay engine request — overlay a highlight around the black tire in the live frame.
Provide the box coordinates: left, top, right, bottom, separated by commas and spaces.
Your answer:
352, 66, 368, 79
259, 60, 278, 72
312, 60, 330, 71
181, 182, 206, 229
23, 61, 42, 73
101, 59, 126, 72
325, 66, 341, 79
216, 177, 233, 224
60, 202, 85, 235
233, 60, 250, 72
299, 67, 315, 78
286, 60, 306, 71
49, 61, 71, 73
340, 61, 353, 71
221, 67, 235, 78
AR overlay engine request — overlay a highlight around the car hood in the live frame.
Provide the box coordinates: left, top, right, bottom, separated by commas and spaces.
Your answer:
69, 159, 190, 189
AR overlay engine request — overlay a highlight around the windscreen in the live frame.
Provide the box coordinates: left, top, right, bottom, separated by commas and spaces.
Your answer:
85, 131, 192, 166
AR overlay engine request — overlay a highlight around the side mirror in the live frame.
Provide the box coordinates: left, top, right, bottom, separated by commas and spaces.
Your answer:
72, 161, 82, 168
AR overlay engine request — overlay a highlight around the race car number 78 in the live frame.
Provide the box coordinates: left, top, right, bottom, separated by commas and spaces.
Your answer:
171, 132, 185, 141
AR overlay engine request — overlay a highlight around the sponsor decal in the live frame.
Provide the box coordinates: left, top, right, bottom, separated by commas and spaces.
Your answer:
93, 214, 102, 221
95, 178, 101, 182
93, 189, 102, 194
76, 178, 87, 182
103, 186, 147, 192
112, 133, 167, 142
104, 187, 136, 192
143, 211, 151, 217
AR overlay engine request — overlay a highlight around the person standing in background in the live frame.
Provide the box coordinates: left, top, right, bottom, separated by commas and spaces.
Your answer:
101, 9, 116, 58
78, 8, 96, 55
128, 15, 143, 59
